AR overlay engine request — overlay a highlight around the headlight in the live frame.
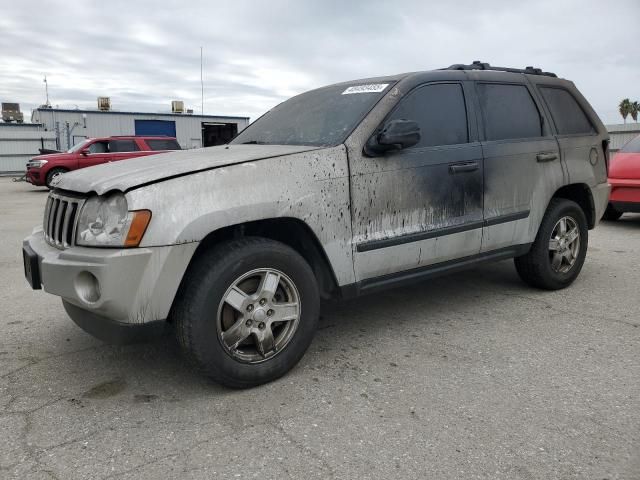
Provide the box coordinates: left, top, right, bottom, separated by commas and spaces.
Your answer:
76, 192, 151, 247
28, 159, 48, 168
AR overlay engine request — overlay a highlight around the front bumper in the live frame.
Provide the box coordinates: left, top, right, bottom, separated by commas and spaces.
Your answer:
26, 169, 43, 186
609, 177, 640, 206
24, 229, 198, 340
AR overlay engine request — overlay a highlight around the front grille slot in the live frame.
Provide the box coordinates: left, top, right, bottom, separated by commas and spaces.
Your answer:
43, 192, 86, 249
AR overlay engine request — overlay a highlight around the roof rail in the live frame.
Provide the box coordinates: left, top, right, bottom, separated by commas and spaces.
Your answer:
445, 61, 557, 78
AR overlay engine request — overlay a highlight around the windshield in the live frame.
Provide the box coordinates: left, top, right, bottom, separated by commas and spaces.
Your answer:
231, 82, 393, 147
67, 139, 90, 153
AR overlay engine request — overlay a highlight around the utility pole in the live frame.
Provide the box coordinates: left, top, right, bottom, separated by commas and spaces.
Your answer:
43, 75, 50, 107
200, 47, 204, 115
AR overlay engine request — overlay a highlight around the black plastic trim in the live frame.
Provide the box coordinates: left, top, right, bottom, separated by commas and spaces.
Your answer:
356, 210, 530, 252
63, 300, 170, 345
610, 201, 640, 213
483, 210, 530, 227
342, 243, 532, 298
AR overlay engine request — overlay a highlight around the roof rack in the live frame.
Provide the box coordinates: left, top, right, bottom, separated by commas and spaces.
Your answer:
445, 61, 557, 78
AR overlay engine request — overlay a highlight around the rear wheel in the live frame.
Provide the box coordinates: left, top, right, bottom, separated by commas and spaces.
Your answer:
515, 198, 588, 290
602, 203, 623, 221
45, 168, 68, 189
173, 237, 320, 388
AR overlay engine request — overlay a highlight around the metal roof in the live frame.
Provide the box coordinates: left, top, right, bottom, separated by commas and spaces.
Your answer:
0, 122, 45, 128
34, 107, 249, 120
606, 123, 640, 134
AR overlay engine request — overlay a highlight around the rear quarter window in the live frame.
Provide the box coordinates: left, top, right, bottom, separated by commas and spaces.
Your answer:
539, 87, 595, 135
109, 139, 140, 152
146, 139, 182, 151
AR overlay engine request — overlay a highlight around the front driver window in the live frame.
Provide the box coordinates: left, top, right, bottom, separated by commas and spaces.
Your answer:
387, 83, 469, 148
88, 141, 108, 154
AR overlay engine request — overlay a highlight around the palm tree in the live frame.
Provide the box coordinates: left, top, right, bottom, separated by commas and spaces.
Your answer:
619, 98, 632, 123
631, 101, 640, 123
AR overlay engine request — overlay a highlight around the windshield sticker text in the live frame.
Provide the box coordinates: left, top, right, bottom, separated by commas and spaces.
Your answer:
342, 84, 389, 95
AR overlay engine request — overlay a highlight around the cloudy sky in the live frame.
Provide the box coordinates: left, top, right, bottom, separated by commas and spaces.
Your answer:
1, 0, 638, 124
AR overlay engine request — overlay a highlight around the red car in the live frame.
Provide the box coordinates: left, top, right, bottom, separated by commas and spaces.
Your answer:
604, 134, 640, 220
26, 136, 181, 188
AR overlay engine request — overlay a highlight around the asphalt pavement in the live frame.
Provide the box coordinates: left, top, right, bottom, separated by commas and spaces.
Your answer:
1, 177, 638, 479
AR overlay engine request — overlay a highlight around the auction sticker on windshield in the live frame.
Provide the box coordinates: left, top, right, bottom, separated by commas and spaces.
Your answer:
342, 84, 389, 95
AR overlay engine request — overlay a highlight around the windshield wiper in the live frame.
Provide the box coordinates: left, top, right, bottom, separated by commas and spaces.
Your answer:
241, 140, 267, 145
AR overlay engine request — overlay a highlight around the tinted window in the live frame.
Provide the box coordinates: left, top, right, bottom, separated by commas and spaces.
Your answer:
388, 83, 468, 148
621, 135, 640, 153
231, 82, 392, 147
539, 87, 595, 135
88, 141, 108, 153
109, 140, 139, 152
146, 139, 182, 151
478, 83, 542, 141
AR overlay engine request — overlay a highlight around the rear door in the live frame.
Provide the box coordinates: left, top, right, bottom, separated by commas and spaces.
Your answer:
535, 85, 604, 186
474, 80, 564, 252
108, 139, 142, 162
350, 81, 484, 280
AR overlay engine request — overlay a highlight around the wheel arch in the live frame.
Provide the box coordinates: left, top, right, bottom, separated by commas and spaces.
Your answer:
178, 217, 340, 301
551, 183, 595, 229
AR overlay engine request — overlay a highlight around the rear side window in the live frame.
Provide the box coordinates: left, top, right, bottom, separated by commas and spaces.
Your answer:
109, 139, 140, 152
621, 135, 640, 153
477, 83, 542, 141
388, 83, 468, 148
146, 139, 182, 151
539, 87, 595, 135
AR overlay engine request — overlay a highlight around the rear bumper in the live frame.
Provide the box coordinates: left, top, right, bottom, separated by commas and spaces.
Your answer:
591, 182, 612, 227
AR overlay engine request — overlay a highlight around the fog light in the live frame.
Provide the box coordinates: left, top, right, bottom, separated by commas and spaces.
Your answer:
75, 271, 101, 303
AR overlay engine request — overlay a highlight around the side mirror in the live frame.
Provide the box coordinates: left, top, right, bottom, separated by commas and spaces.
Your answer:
365, 119, 421, 156
81, 150, 89, 156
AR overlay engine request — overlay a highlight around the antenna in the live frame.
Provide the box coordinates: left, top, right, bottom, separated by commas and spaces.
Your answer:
43, 75, 51, 106
200, 47, 204, 115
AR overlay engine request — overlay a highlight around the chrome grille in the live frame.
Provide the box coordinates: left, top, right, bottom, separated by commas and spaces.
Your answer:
43, 192, 85, 249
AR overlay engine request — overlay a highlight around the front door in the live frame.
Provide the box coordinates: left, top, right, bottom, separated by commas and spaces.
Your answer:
79, 140, 112, 168
350, 81, 484, 281
475, 81, 564, 252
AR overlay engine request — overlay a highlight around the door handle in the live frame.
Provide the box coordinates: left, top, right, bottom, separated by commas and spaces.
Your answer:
536, 152, 558, 162
449, 162, 479, 174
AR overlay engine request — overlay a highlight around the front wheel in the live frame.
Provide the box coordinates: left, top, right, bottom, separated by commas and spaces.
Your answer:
45, 168, 68, 189
173, 237, 320, 388
514, 198, 588, 290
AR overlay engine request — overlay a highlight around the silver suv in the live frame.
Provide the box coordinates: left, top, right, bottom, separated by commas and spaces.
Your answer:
23, 62, 610, 388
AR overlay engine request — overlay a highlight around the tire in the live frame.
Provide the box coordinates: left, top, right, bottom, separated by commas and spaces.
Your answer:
602, 203, 623, 221
514, 198, 588, 290
173, 237, 320, 388
45, 168, 67, 189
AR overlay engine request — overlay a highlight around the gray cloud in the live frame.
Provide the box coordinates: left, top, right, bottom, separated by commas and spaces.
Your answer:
1, 0, 638, 123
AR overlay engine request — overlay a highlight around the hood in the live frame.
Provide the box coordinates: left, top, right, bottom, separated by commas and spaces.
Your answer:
609, 152, 640, 180
32, 152, 70, 162
54, 144, 320, 195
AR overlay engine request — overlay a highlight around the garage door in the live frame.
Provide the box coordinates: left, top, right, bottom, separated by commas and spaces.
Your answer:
134, 120, 176, 137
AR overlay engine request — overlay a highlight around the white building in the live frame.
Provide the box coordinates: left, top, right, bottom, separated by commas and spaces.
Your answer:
0, 104, 250, 173
0, 123, 57, 173
606, 123, 640, 153
31, 106, 250, 152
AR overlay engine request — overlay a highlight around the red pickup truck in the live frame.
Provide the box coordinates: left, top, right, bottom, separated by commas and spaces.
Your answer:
26, 136, 182, 188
